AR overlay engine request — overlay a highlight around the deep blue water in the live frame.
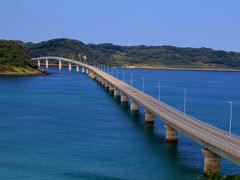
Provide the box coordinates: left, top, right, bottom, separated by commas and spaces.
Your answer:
0, 67, 239, 179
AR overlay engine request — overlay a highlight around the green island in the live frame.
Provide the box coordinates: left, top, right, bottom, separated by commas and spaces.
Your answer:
20, 38, 240, 70
0, 40, 42, 75
1, 38, 240, 75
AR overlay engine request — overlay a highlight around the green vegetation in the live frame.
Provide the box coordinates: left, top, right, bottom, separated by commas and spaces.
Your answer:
19, 38, 240, 70
0, 40, 40, 75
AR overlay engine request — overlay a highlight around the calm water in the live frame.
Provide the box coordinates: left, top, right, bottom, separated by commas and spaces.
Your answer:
0, 67, 239, 179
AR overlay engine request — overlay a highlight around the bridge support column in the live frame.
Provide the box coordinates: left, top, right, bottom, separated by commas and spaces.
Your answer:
59, 60, 62, 70
82, 67, 85, 73
109, 85, 114, 93
202, 148, 220, 175
46, 59, 49, 69
89, 71, 96, 79
98, 78, 101, 84
86, 68, 89, 74
88, 70, 92, 76
144, 109, 154, 123
100, 79, 104, 86
105, 82, 109, 89
102, 80, 106, 87
130, 100, 139, 111
37, 60, 41, 68
114, 88, 120, 97
164, 124, 178, 142
120, 93, 128, 103
68, 63, 72, 71
95, 76, 98, 81
102, 80, 105, 86
76, 65, 79, 72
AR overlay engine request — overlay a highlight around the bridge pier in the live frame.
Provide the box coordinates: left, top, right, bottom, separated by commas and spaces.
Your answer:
86, 68, 89, 74
100, 79, 105, 86
95, 76, 98, 82
76, 65, 79, 72
89, 71, 96, 79
144, 109, 154, 123
82, 67, 85, 73
130, 100, 139, 111
46, 59, 48, 69
98, 77, 101, 83
202, 148, 220, 175
68, 63, 72, 71
103, 81, 106, 87
109, 85, 114, 93
164, 124, 178, 142
101, 80, 105, 85
120, 93, 128, 103
114, 88, 120, 97
59, 60, 62, 70
37, 60, 41, 68
88, 70, 91, 76
105, 82, 109, 89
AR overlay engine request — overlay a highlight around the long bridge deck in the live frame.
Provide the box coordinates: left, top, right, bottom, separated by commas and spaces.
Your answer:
32, 56, 240, 174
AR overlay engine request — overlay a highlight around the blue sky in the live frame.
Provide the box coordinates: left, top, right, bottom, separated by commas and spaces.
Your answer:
1, 0, 240, 51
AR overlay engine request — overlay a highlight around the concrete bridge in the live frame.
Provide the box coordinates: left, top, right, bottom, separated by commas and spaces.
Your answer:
32, 56, 240, 175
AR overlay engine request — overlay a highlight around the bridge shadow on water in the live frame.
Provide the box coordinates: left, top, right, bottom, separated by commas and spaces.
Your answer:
94, 79, 202, 177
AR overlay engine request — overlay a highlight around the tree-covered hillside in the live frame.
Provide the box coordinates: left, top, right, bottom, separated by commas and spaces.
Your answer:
20, 38, 240, 69
0, 40, 39, 75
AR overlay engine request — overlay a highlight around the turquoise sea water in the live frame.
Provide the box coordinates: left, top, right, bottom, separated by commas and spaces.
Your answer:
0, 67, 239, 179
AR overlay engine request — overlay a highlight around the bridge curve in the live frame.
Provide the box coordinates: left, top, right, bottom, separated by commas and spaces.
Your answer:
32, 56, 240, 175
32, 56, 90, 67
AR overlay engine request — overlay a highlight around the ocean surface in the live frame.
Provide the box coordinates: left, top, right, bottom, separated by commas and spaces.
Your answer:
0, 67, 239, 179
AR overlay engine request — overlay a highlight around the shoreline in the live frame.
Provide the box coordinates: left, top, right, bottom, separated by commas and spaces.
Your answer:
1, 65, 239, 76
124, 65, 240, 72
0, 69, 47, 76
